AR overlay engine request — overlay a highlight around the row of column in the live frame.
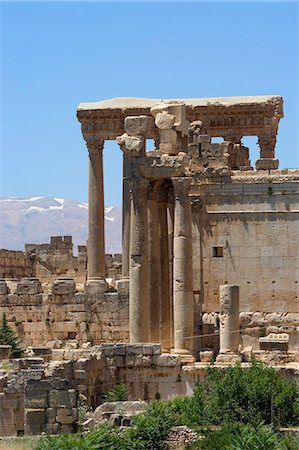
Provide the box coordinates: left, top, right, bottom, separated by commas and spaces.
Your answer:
128, 175, 194, 355
85, 137, 194, 354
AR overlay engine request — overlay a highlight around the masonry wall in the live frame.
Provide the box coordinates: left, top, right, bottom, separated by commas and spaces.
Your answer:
0, 278, 129, 346
0, 250, 33, 279
192, 173, 299, 351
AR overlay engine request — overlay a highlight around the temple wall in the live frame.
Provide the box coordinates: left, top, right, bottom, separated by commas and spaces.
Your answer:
192, 176, 299, 351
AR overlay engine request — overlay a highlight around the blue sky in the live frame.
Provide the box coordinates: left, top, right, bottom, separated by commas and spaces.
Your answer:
1, 1, 298, 206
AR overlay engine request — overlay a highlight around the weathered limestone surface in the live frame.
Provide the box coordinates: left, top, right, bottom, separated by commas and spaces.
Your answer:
217, 285, 240, 361
172, 178, 194, 355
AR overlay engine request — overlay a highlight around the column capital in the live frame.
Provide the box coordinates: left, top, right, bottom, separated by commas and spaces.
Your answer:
85, 139, 104, 155
172, 177, 192, 198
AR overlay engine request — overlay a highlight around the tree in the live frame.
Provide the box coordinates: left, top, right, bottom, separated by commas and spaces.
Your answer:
0, 313, 23, 358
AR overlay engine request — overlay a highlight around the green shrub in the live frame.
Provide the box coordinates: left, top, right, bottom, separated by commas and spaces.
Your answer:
188, 423, 299, 450
103, 383, 128, 402
0, 313, 23, 358
35, 424, 129, 450
127, 400, 178, 449
199, 360, 299, 427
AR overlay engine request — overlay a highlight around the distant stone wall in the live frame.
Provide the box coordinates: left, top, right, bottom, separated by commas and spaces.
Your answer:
0, 249, 33, 279
0, 236, 122, 283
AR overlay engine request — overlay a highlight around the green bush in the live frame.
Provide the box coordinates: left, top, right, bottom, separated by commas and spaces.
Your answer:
127, 400, 178, 449
188, 423, 299, 450
0, 313, 23, 358
35, 424, 129, 450
103, 383, 128, 402
199, 360, 299, 427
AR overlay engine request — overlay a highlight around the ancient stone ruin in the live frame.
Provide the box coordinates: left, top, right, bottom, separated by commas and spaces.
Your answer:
0, 95, 298, 436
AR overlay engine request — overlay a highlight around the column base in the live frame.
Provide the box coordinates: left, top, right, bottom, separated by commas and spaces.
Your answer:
216, 352, 241, 364
171, 348, 196, 364
84, 279, 107, 295
256, 158, 279, 170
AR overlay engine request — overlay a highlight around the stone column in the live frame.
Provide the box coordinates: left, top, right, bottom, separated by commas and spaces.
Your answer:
172, 177, 194, 358
86, 140, 106, 280
129, 178, 149, 343
256, 134, 279, 170
122, 155, 130, 278
167, 187, 174, 349
148, 181, 160, 343
158, 182, 171, 351
216, 284, 241, 363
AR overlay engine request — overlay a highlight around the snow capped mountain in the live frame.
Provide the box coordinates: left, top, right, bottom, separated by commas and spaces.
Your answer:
0, 196, 122, 254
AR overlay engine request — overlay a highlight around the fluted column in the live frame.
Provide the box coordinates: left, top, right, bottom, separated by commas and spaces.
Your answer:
122, 155, 130, 278
130, 178, 149, 343
158, 182, 171, 351
167, 186, 174, 349
148, 181, 160, 343
172, 177, 194, 355
86, 140, 105, 280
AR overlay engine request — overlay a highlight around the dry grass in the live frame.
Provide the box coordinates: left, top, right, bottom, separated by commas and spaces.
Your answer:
0, 437, 37, 450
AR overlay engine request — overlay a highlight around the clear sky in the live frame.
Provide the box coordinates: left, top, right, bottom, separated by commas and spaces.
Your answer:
1, 1, 298, 206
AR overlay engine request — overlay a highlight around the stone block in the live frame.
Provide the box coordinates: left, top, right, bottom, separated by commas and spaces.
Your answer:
46, 407, 56, 424
126, 344, 143, 355
155, 112, 176, 130
216, 353, 241, 364
125, 355, 135, 367
259, 333, 289, 351
61, 424, 75, 433
142, 355, 152, 367
25, 379, 52, 392
56, 407, 76, 424
188, 143, 200, 158
156, 354, 180, 367
124, 115, 152, 136
115, 356, 125, 368
0, 280, 8, 295
84, 279, 107, 295
256, 158, 279, 170
16, 278, 42, 295
116, 279, 129, 296
114, 344, 126, 356
49, 390, 74, 408
152, 344, 161, 355
102, 345, 115, 357
135, 355, 143, 367
143, 344, 154, 355
199, 351, 214, 363
196, 134, 211, 143
25, 409, 46, 435
52, 278, 76, 295
24, 390, 48, 409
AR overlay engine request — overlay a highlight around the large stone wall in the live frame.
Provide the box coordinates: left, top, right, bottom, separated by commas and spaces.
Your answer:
192, 171, 299, 352
0, 250, 33, 279
0, 278, 129, 346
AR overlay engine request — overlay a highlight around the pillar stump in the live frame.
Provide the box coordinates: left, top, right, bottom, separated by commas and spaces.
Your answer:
216, 284, 241, 363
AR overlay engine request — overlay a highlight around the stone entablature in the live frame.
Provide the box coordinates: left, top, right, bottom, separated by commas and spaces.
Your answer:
77, 96, 283, 142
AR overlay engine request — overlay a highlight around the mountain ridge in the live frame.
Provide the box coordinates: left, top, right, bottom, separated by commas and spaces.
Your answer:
0, 196, 122, 254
